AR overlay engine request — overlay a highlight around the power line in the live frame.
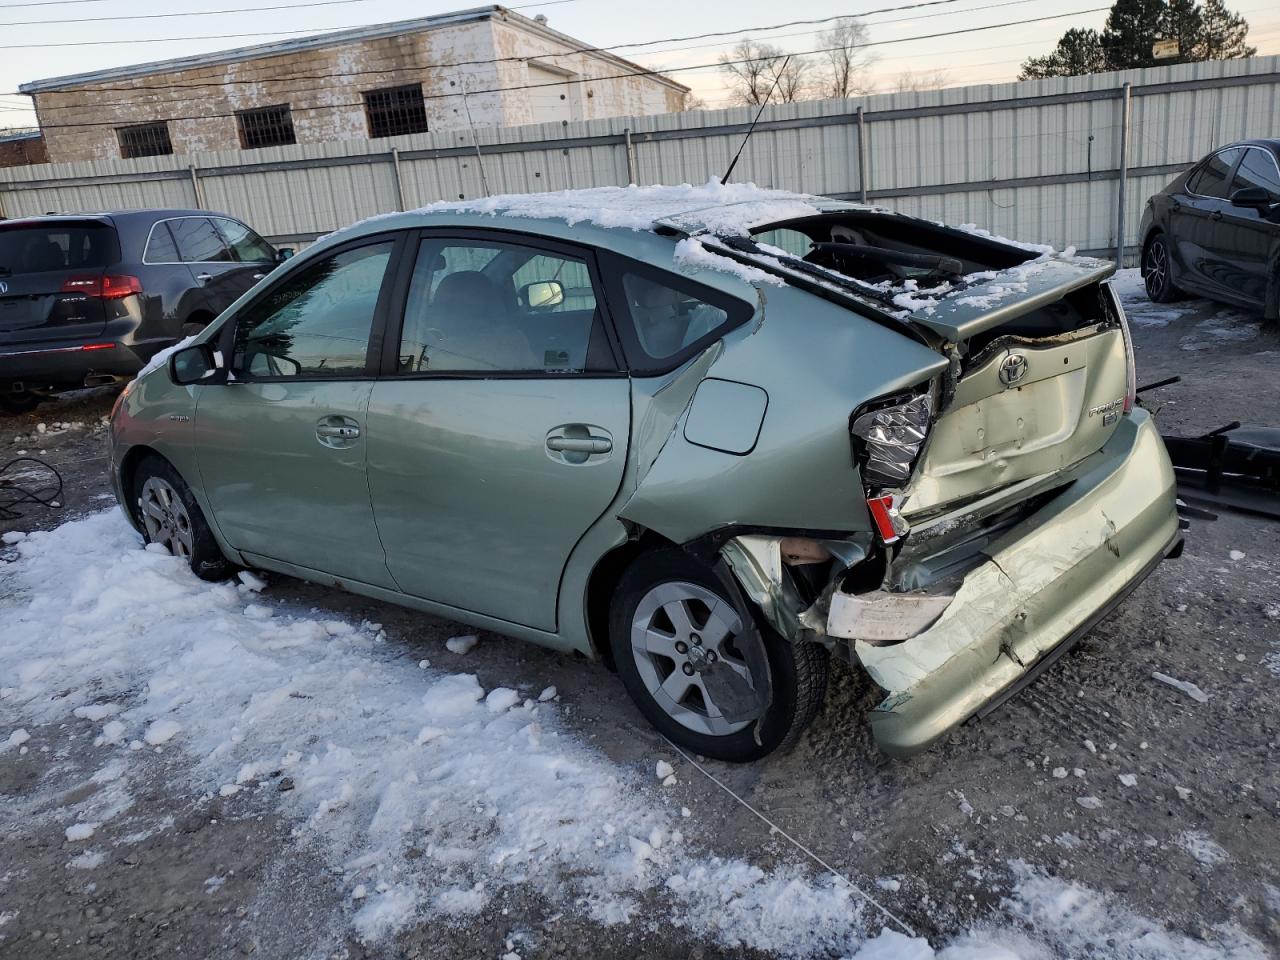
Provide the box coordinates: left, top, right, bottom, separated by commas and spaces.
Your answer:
0, 0, 575, 27
21, 6, 1114, 133
0, 0, 108, 6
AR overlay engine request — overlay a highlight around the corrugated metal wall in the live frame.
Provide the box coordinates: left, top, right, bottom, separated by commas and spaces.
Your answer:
2, 56, 1278, 260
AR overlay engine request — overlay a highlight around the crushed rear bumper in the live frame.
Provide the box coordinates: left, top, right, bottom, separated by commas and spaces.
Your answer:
854, 409, 1179, 756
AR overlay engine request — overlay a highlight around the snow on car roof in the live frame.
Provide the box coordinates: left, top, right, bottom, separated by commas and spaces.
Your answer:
415, 179, 845, 235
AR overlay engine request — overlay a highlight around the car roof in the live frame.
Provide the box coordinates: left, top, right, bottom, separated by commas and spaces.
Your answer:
310, 183, 877, 280
0, 209, 233, 226
1220, 138, 1280, 154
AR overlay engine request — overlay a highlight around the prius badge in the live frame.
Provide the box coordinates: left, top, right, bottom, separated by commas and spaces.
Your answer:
998, 353, 1028, 386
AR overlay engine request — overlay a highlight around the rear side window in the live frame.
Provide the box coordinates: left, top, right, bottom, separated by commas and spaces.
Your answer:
169, 217, 233, 263
143, 222, 180, 263
0, 222, 119, 275
1188, 148, 1240, 198
615, 269, 747, 372
1232, 148, 1280, 203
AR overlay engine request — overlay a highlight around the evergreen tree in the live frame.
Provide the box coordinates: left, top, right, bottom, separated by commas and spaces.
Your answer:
1020, 29, 1107, 79
1196, 0, 1256, 59
1161, 0, 1203, 62
1101, 0, 1166, 70
1019, 0, 1255, 77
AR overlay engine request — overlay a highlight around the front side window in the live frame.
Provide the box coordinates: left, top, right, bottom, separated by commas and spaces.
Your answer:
214, 218, 275, 262
1188, 148, 1240, 199
231, 242, 392, 378
620, 272, 733, 362
170, 217, 233, 263
1231, 147, 1280, 203
396, 238, 606, 374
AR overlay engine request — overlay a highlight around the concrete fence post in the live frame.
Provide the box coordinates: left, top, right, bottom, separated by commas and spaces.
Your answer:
1114, 82, 1132, 267
856, 106, 869, 204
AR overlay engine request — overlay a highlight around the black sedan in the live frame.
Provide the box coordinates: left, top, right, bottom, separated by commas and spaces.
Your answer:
0, 209, 286, 414
1139, 138, 1280, 320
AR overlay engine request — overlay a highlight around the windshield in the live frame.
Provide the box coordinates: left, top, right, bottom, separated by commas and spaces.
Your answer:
0, 222, 120, 277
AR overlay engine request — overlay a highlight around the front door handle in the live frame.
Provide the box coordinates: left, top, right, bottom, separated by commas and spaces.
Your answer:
547, 435, 611, 454
196, 272, 213, 283
316, 415, 361, 448
1209, 210, 1222, 222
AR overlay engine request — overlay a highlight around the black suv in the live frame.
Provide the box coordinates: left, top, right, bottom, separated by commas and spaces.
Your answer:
0, 209, 286, 413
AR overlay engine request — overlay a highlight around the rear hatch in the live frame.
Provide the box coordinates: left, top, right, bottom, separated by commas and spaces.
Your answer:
0, 218, 120, 346
695, 210, 1133, 518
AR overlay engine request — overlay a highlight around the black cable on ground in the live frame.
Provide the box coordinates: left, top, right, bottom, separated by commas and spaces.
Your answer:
0, 457, 64, 522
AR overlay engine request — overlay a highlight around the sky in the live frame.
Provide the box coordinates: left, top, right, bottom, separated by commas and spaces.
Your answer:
1, 0, 1278, 131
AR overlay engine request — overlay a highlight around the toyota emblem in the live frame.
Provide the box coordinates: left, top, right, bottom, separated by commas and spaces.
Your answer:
998, 353, 1028, 386
0, 281, 7, 294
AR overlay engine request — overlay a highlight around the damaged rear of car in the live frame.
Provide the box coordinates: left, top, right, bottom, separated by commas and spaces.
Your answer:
636, 204, 1182, 758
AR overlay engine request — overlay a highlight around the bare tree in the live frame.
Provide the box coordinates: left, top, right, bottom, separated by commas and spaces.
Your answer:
817, 18, 875, 99
719, 39, 813, 105
681, 93, 709, 112
891, 67, 951, 92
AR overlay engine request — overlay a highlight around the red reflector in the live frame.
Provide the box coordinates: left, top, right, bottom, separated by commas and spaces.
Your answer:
80, 343, 114, 351
60, 274, 143, 299
866, 495, 901, 544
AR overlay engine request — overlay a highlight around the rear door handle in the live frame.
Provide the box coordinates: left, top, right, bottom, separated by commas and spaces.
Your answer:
252, 272, 266, 281
196, 273, 213, 283
547, 436, 611, 454
316, 415, 361, 447
1209, 210, 1222, 221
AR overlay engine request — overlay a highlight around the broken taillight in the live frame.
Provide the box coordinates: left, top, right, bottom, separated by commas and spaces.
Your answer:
850, 392, 933, 487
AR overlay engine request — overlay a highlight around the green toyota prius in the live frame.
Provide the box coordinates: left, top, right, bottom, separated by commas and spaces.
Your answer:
109, 183, 1182, 762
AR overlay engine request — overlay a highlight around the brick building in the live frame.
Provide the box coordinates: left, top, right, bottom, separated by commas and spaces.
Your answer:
19, 5, 689, 164
0, 130, 48, 168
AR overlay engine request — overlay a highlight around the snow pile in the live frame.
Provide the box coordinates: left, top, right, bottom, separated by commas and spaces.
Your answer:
416, 179, 826, 236
0, 511, 1267, 959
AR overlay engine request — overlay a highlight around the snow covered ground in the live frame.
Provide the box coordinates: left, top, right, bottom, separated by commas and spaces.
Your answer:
1, 508, 1271, 959
2, 266, 1278, 959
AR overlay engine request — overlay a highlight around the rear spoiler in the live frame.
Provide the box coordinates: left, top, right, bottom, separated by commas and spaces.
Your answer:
907, 258, 1116, 342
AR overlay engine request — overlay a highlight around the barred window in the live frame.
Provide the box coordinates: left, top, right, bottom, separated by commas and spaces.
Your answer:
363, 84, 429, 139
235, 104, 296, 149
116, 122, 173, 159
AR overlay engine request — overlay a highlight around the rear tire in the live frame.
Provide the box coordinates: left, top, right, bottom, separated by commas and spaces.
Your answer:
131, 455, 234, 581
610, 549, 828, 762
1143, 233, 1182, 303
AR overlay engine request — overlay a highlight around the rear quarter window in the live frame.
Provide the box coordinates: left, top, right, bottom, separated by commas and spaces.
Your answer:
0, 222, 120, 275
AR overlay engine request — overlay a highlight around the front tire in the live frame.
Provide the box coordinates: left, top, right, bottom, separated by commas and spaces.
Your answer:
1143, 233, 1182, 303
610, 549, 828, 762
132, 455, 233, 581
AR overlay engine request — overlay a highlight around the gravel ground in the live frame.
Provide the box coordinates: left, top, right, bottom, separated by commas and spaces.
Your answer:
2, 274, 1279, 959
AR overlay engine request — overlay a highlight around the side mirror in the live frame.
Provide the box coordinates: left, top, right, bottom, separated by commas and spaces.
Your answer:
169, 343, 222, 385
519, 279, 565, 310
1230, 186, 1272, 209
275, 248, 295, 263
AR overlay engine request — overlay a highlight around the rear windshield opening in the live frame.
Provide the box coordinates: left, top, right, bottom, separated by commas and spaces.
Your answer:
0, 222, 120, 276
751, 212, 1031, 290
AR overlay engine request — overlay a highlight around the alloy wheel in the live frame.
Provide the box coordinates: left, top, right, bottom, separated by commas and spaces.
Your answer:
629, 581, 754, 736
139, 476, 195, 560
1145, 238, 1169, 299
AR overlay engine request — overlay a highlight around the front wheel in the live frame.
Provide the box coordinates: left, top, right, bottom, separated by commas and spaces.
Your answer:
1143, 233, 1182, 303
610, 549, 828, 762
132, 455, 233, 581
